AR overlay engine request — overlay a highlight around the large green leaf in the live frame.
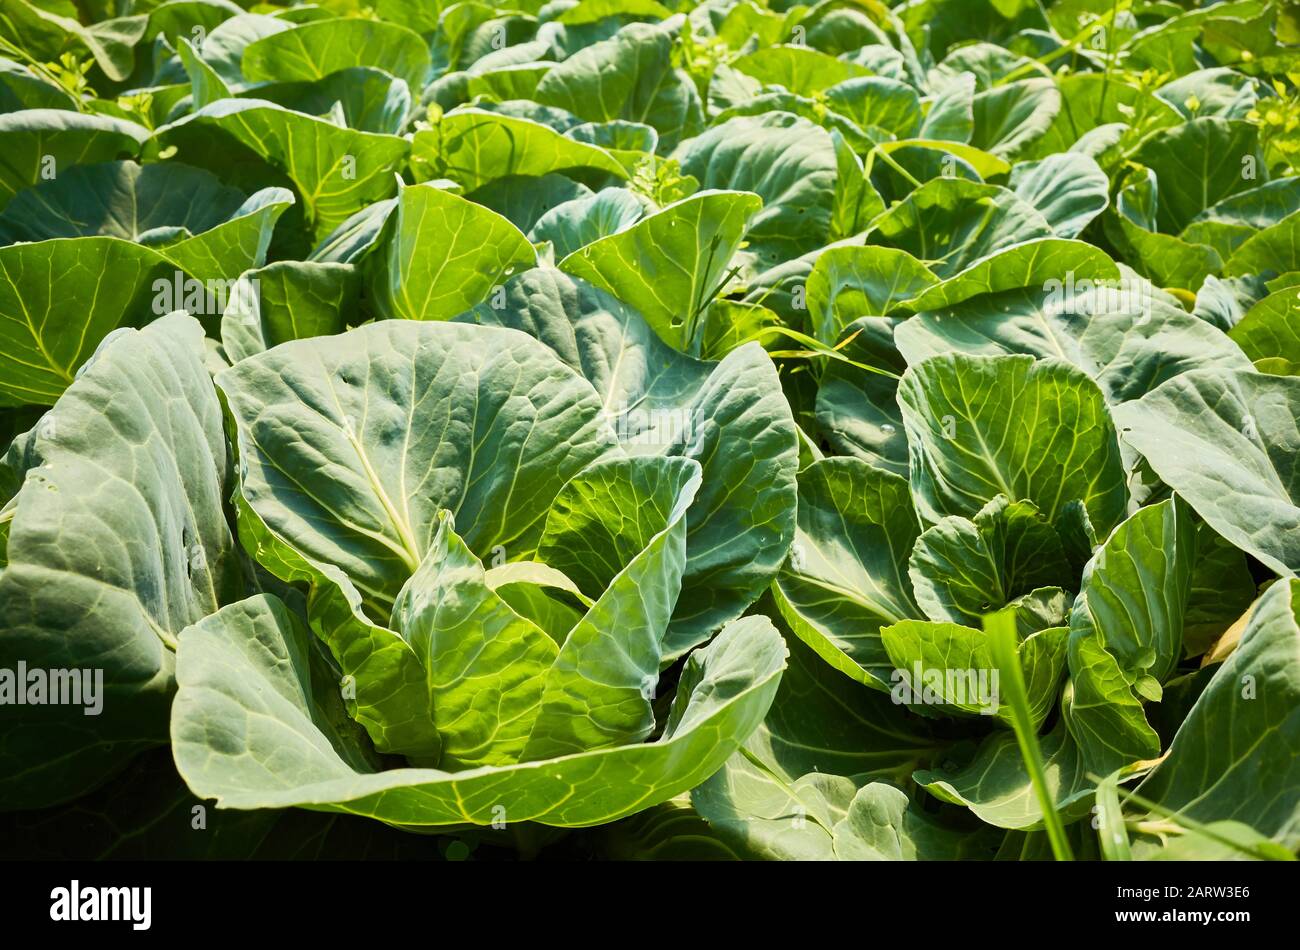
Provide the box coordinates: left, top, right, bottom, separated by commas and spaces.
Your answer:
216, 319, 618, 619
894, 277, 1254, 404
1133, 579, 1300, 852
969, 77, 1060, 159
1114, 369, 1300, 575
248, 67, 416, 136
828, 782, 1005, 860
385, 454, 705, 770
390, 515, 556, 768
772, 457, 922, 690
1070, 497, 1196, 687
824, 75, 922, 139
904, 238, 1120, 313
0, 237, 177, 405
1229, 289, 1300, 375
558, 189, 761, 354
730, 45, 871, 97
1008, 152, 1109, 239
229, 494, 441, 759
1226, 209, 1300, 277
528, 187, 645, 258
0, 110, 148, 208
918, 71, 974, 142
534, 21, 703, 150
805, 245, 936, 342
171, 594, 786, 827
155, 99, 409, 241
930, 41, 1048, 90
175, 34, 232, 109
412, 109, 627, 193
1064, 498, 1197, 774
365, 183, 536, 322
897, 353, 1129, 535
240, 17, 432, 91
0, 313, 240, 809
216, 320, 624, 756
672, 112, 837, 267
881, 618, 1066, 728
219, 260, 355, 364
554, 0, 674, 26
1132, 117, 1264, 234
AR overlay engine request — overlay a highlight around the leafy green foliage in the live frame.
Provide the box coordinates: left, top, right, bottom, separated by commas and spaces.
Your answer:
0, 0, 1297, 863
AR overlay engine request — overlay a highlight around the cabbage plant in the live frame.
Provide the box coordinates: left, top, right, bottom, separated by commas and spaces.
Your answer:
0, 309, 795, 829
690, 349, 1300, 859
170, 318, 791, 826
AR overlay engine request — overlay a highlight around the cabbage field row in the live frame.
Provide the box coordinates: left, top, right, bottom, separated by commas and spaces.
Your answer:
0, 0, 1297, 862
